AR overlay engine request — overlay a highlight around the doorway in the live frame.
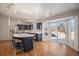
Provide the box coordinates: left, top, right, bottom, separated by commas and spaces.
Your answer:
50, 22, 58, 43
49, 20, 66, 44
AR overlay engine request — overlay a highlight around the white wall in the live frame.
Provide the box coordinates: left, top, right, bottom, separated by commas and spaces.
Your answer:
74, 16, 79, 52
0, 14, 9, 40
0, 15, 23, 40
42, 22, 50, 41
33, 23, 36, 31
66, 16, 79, 52
42, 22, 46, 41
10, 18, 19, 31
78, 16, 79, 52
77, 15, 79, 52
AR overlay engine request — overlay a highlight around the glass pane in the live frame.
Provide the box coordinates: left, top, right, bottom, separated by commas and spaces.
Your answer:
50, 22, 58, 43
58, 21, 66, 44
69, 18, 75, 40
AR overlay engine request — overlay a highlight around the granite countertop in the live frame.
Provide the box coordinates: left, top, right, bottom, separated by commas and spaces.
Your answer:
13, 34, 35, 38
18, 30, 42, 34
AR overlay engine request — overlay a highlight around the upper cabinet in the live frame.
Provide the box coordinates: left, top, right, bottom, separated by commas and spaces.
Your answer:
37, 23, 42, 30
17, 24, 33, 30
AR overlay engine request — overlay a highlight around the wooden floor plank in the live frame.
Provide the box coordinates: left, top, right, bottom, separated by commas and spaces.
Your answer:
0, 40, 79, 56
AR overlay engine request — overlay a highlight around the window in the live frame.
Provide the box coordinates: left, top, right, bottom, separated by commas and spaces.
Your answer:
69, 17, 75, 40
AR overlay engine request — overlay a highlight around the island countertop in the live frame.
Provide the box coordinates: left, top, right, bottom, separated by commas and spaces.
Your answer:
12, 34, 35, 38
17, 30, 42, 34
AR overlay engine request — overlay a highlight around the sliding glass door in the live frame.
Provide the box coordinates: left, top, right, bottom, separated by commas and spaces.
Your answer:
50, 22, 58, 43
57, 20, 66, 44
69, 18, 75, 41
49, 20, 66, 44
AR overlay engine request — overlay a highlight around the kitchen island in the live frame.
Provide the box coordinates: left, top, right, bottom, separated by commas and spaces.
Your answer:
12, 34, 35, 52
17, 30, 42, 41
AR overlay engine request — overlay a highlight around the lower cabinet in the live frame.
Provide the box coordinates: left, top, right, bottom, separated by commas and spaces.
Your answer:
35, 34, 42, 41
22, 37, 33, 52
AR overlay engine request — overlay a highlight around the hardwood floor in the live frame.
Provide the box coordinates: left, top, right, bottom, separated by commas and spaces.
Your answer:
0, 40, 79, 56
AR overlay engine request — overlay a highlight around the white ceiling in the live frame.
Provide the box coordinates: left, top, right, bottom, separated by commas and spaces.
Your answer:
0, 3, 79, 23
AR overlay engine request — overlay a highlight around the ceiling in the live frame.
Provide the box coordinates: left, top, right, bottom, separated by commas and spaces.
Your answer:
0, 3, 79, 23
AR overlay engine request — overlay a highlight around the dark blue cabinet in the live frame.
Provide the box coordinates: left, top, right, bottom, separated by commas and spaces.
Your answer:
37, 23, 42, 30
35, 34, 42, 41
22, 37, 33, 52
12, 36, 33, 52
17, 24, 33, 30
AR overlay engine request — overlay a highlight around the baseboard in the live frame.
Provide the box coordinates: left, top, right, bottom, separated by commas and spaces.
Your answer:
66, 45, 79, 53
0, 40, 11, 42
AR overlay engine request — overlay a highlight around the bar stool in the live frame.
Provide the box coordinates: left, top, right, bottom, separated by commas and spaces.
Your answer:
12, 36, 23, 56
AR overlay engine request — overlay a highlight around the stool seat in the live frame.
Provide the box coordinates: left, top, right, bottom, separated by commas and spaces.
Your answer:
15, 39, 22, 42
